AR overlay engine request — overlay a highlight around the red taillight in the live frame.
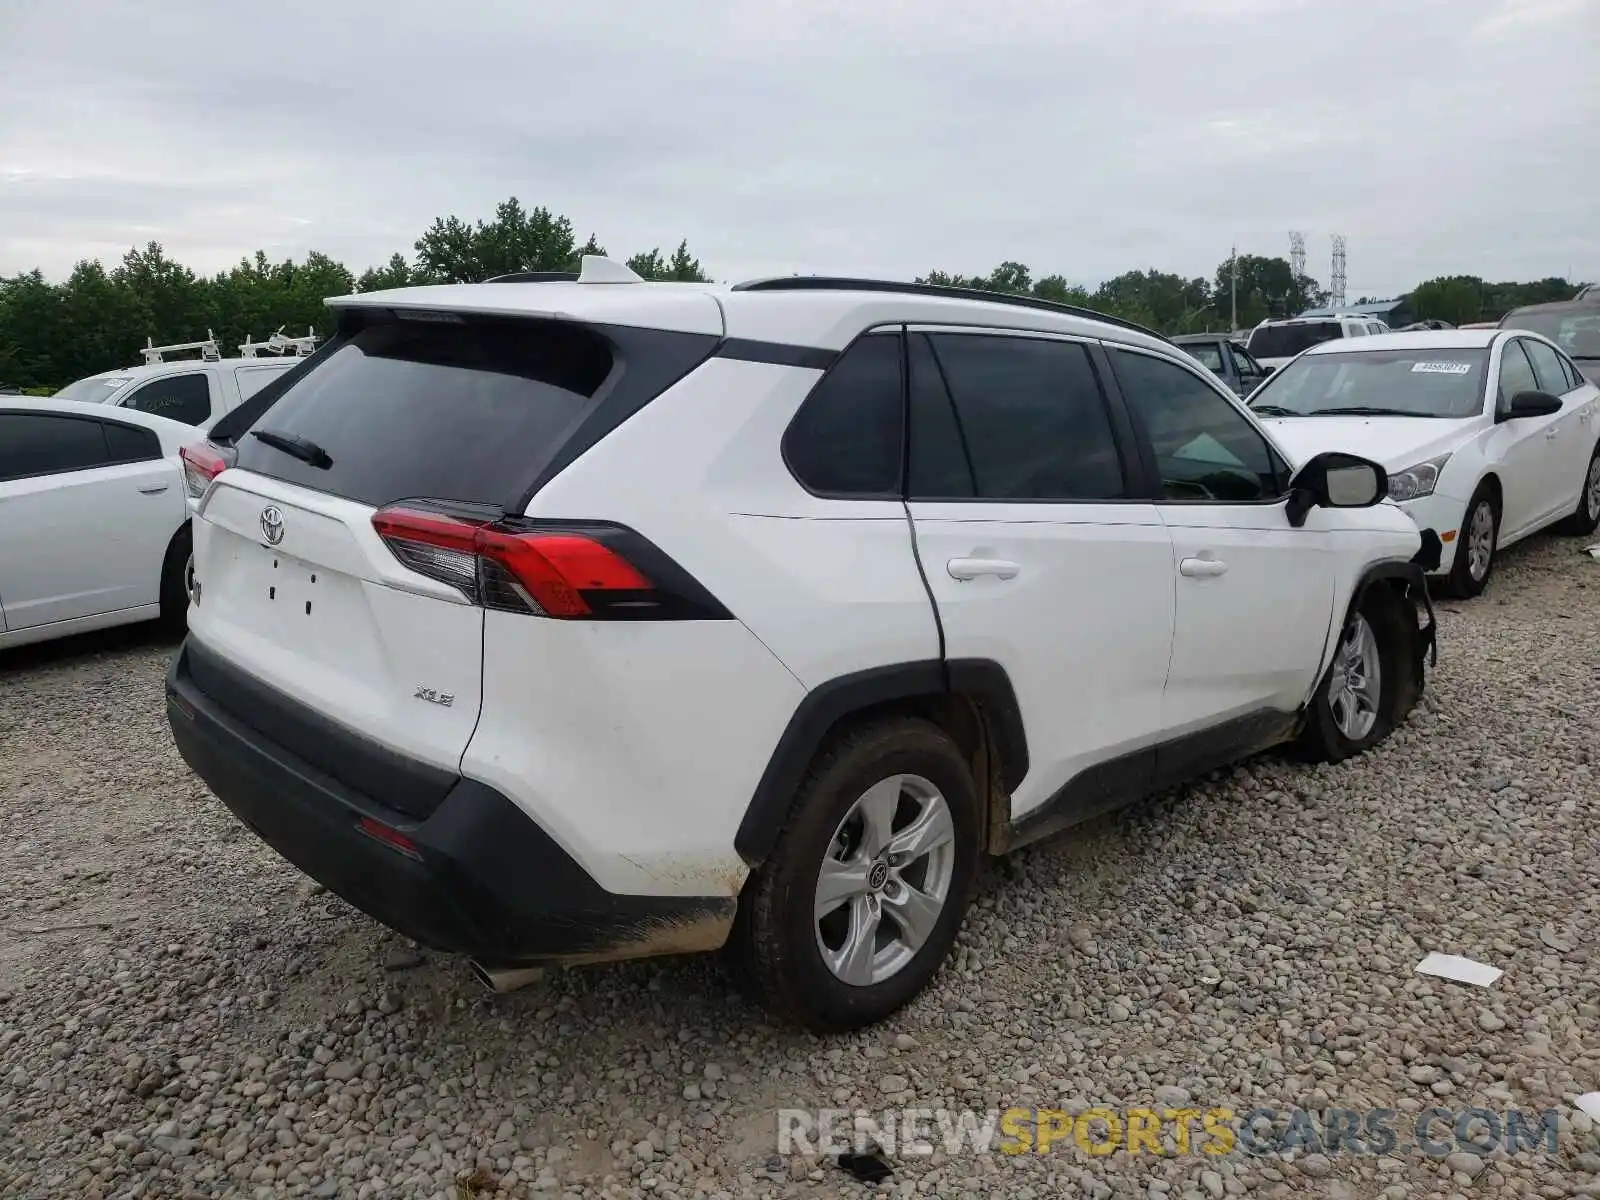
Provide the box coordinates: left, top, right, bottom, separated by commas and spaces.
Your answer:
371, 506, 653, 619
355, 816, 421, 859
179, 441, 235, 500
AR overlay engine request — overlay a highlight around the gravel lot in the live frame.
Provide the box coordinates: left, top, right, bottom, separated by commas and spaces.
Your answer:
2, 534, 1598, 1200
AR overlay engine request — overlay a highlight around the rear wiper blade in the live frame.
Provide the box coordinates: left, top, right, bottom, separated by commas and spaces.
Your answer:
1249, 404, 1300, 416
252, 428, 333, 469
1307, 406, 1418, 417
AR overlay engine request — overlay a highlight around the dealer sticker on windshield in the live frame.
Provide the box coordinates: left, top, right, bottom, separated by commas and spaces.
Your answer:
1412, 361, 1472, 374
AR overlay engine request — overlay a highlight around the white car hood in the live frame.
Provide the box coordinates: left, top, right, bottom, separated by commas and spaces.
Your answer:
1257, 416, 1471, 471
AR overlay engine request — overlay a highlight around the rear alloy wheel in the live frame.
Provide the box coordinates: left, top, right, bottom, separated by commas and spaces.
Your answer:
1445, 489, 1498, 599
815, 774, 957, 987
1557, 445, 1600, 536
1296, 582, 1421, 763
731, 718, 980, 1032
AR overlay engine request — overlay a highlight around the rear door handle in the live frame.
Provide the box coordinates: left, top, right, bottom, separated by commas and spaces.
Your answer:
1546, 428, 1560, 440
1179, 557, 1229, 578
138, 484, 170, 494
947, 557, 1020, 581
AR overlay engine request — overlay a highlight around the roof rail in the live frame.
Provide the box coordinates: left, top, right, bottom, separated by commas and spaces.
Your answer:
143, 332, 221, 365
240, 326, 320, 358
730, 276, 1171, 343
484, 271, 580, 283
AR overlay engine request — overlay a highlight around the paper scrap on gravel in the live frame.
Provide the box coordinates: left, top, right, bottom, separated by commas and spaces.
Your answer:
1585, 544, 1600, 560
1576, 1094, 1600, 1122
1414, 953, 1502, 987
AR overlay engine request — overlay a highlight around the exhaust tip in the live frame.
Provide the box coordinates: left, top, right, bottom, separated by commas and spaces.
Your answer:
470, 962, 546, 994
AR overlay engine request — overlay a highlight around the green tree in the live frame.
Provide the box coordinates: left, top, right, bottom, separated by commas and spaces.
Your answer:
1212, 254, 1325, 326
357, 253, 421, 292
1411, 276, 1484, 325
627, 239, 710, 281
414, 197, 606, 282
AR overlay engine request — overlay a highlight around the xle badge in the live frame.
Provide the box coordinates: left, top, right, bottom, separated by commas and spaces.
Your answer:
414, 686, 455, 708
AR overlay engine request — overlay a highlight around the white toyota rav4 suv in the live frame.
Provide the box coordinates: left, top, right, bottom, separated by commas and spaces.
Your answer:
167, 259, 1437, 1031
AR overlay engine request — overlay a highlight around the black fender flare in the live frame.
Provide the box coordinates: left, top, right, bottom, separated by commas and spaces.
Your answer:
1348, 552, 1439, 679
733, 659, 1028, 866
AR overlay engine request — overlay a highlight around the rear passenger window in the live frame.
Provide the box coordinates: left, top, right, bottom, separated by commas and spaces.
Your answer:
1110, 348, 1287, 503
784, 332, 904, 497
102, 420, 161, 463
918, 333, 1125, 501
122, 373, 212, 425
0, 413, 111, 481
1558, 351, 1586, 390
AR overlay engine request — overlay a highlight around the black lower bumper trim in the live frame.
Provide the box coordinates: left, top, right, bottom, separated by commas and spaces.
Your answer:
166, 639, 734, 965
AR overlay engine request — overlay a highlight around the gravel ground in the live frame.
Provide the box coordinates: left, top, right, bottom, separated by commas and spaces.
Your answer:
2, 534, 1598, 1200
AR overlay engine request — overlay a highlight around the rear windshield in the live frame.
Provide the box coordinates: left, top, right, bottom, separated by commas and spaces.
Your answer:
1502, 307, 1600, 360
1248, 348, 1490, 419
232, 317, 614, 508
1246, 322, 1343, 359
1181, 342, 1224, 372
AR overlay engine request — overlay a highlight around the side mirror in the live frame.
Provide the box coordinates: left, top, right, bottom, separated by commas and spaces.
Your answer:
1497, 389, 1563, 423
1285, 451, 1388, 527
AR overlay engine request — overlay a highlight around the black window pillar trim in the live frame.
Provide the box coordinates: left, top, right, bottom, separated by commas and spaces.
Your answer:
733, 658, 1029, 867
1086, 342, 1163, 501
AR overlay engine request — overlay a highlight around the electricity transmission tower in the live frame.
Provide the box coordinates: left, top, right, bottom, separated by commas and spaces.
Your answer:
1330, 235, 1348, 308
1288, 231, 1306, 282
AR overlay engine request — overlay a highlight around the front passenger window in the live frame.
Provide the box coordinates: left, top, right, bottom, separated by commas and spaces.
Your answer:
1522, 339, 1571, 396
1497, 340, 1540, 407
1109, 349, 1287, 503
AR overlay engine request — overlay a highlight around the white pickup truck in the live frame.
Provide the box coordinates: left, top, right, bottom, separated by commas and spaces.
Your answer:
51, 332, 316, 429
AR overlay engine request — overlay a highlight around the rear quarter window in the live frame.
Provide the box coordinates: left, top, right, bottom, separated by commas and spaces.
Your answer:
782, 332, 904, 497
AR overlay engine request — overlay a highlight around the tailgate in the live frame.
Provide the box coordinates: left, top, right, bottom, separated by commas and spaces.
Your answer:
188, 470, 484, 811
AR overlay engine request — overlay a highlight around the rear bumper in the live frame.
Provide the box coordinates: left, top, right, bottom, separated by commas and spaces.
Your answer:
165, 638, 735, 966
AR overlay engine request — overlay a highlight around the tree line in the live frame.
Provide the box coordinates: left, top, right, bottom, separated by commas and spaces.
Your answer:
0, 196, 1586, 391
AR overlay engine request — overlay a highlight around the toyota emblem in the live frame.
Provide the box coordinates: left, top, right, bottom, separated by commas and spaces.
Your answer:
260, 505, 285, 545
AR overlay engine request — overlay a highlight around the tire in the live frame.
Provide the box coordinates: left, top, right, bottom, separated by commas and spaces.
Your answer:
730, 717, 981, 1033
1445, 486, 1499, 599
159, 526, 193, 632
1296, 582, 1420, 764
1557, 443, 1600, 536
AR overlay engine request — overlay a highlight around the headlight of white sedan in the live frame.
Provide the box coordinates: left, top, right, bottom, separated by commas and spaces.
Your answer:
1387, 453, 1452, 502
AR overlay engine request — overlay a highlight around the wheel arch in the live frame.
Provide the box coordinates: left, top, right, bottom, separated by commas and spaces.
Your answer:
733, 659, 1028, 868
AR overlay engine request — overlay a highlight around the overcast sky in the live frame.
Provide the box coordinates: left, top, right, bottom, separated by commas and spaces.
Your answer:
2, 0, 1596, 298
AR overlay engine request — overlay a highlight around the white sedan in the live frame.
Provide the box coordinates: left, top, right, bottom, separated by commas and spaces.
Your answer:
1246, 329, 1600, 597
0, 398, 195, 650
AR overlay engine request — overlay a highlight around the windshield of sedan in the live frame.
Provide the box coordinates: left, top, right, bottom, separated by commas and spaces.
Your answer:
1502, 307, 1600, 360
1247, 348, 1490, 418
1245, 321, 1343, 359
52, 375, 132, 404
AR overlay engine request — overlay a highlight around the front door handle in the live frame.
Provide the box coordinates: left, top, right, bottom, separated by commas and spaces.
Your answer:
138, 484, 170, 494
947, 557, 1020, 581
1179, 556, 1229, 578
1545, 428, 1560, 440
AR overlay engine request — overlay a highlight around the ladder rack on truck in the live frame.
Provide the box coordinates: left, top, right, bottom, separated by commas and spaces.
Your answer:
142, 333, 222, 365
239, 327, 320, 358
